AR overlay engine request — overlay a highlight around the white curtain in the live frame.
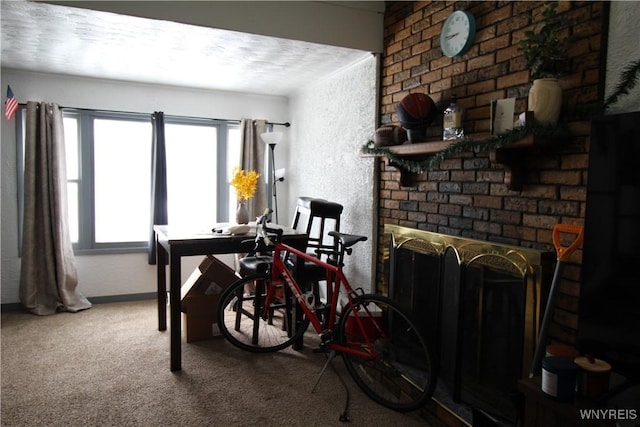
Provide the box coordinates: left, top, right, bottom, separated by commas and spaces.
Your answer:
20, 102, 92, 315
240, 119, 267, 220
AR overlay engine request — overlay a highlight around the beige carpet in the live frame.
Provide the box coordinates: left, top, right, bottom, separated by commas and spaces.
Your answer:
1, 299, 433, 426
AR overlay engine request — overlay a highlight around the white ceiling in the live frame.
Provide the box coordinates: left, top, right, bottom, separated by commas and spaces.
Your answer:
0, 1, 372, 97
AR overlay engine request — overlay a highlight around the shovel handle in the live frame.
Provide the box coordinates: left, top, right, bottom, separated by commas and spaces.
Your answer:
553, 224, 584, 262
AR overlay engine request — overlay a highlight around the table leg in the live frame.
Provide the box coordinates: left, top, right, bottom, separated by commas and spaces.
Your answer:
170, 251, 182, 371
157, 239, 167, 331
292, 257, 306, 351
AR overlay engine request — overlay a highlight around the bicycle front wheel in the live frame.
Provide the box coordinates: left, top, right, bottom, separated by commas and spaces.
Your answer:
338, 294, 436, 412
217, 274, 309, 352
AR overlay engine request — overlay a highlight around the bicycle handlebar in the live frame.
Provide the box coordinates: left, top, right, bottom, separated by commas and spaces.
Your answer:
257, 208, 281, 232
249, 208, 282, 252
254, 207, 365, 264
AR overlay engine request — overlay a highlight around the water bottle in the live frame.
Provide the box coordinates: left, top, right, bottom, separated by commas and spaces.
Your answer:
443, 95, 464, 140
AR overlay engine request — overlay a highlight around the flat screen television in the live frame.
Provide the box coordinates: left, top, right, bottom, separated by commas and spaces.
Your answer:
577, 111, 640, 383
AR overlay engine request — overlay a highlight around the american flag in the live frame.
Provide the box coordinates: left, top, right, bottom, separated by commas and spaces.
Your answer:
5, 86, 18, 121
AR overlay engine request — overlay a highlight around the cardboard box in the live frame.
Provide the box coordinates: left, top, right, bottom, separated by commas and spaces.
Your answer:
181, 255, 240, 343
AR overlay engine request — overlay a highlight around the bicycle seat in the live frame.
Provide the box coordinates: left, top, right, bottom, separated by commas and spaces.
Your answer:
239, 255, 272, 275
328, 231, 367, 248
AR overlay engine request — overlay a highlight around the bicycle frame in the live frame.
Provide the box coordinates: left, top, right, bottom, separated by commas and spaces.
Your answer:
263, 240, 382, 359
218, 216, 435, 413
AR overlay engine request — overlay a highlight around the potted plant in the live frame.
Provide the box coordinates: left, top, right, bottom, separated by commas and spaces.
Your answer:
518, 2, 569, 125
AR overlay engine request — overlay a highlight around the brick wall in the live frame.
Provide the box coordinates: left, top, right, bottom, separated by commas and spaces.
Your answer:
377, 1, 607, 345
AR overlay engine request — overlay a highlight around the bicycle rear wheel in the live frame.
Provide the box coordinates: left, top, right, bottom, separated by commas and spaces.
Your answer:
217, 274, 309, 352
338, 294, 436, 412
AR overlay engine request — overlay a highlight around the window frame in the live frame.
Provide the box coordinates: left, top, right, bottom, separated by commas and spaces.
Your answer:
76, 110, 152, 253
163, 115, 233, 228
16, 107, 238, 255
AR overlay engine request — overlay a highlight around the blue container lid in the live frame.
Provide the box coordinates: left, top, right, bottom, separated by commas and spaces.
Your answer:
543, 356, 579, 373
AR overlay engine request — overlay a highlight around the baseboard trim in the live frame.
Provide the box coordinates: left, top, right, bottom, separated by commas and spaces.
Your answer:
1, 292, 157, 312
89, 292, 157, 304
1, 302, 24, 312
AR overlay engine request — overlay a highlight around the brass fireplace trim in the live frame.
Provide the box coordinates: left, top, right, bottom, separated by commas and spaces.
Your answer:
386, 225, 549, 266
396, 237, 443, 256
466, 253, 528, 277
384, 224, 554, 378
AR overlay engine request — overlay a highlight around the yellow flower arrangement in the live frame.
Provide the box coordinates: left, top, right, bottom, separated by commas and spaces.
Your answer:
230, 167, 260, 201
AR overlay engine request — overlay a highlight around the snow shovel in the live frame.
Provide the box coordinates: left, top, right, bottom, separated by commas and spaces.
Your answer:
529, 223, 584, 377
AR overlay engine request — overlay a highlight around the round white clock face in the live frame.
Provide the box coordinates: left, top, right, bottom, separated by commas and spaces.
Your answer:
440, 10, 476, 58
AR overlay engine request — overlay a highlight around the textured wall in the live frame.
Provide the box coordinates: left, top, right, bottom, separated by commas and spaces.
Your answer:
605, 1, 640, 114
287, 56, 378, 291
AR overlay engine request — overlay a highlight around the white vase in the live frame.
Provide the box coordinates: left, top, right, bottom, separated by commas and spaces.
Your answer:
528, 78, 562, 126
236, 201, 249, 224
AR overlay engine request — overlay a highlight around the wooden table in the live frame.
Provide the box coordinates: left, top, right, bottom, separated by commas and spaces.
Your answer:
154, 224, 307, 371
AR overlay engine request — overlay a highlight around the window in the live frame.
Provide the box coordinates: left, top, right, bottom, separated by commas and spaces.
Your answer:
92, 116, 152, 244
18, 108, 240, 254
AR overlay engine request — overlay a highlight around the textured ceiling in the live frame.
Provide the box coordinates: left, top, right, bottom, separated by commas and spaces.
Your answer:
0, 1, 371, 96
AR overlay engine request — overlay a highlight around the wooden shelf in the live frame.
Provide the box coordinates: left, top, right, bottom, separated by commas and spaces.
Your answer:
363, 132, 559, 190
376, 139, 458, 157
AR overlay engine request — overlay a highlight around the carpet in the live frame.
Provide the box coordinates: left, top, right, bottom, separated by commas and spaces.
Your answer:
1, 299, 432, 426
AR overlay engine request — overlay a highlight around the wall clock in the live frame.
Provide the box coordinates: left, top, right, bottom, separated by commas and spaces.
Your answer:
440, 10, 476, 58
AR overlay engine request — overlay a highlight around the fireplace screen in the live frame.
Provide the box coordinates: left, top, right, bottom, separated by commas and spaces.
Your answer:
384, 225, 553, 422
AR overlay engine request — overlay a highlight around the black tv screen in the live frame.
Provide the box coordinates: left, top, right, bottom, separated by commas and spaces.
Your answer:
577, 111, 640, 381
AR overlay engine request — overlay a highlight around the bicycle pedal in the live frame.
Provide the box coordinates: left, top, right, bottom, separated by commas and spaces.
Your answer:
319, 330, 333, 345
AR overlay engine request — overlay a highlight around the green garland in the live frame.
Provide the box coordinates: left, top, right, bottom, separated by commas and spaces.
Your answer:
604, 58, 640, 109
361, 122, 570, 173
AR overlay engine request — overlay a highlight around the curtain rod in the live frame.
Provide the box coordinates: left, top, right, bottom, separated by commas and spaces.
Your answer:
18, 103, 291, 127
160, 115, 290, 128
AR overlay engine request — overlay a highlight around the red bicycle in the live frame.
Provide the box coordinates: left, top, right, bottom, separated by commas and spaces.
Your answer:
217, 210, 435, 414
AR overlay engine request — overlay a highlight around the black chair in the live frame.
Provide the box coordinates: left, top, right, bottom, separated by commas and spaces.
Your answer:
290, 197, 343, 309
236, 197, 343, 329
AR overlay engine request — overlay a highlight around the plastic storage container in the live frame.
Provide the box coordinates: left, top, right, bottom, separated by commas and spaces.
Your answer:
542, 356, 579, 401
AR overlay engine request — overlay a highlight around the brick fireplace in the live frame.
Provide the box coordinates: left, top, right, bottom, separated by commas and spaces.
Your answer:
373, 2, 609, 425
375, 0, 607, 354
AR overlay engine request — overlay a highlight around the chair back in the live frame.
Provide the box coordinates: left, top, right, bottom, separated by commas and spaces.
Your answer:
291, 197, 343, 259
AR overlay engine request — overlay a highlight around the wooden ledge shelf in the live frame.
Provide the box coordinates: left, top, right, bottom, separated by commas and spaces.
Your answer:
376, 139, 457, 157
363, 132, 559, 190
